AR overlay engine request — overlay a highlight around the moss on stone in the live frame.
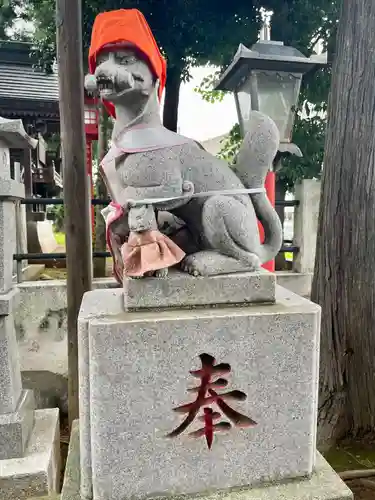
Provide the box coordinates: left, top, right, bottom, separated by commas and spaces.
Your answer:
325, 444, 375, 473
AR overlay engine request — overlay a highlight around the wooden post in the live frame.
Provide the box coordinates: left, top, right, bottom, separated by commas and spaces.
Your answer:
56, 0, 92, 425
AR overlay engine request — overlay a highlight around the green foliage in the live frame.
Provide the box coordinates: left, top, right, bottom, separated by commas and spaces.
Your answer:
194, 70, 226, 103
263, 0, 339, 57
277, 111, 326, 190
0, 0, 23, 39
194, 1, 339, 191
23, 0, 264, 78
54, 231, 66, 246
48, 203, 65, 232
217, 124, 241, 164
20, 0, 337, 182
23, 0, 56, 72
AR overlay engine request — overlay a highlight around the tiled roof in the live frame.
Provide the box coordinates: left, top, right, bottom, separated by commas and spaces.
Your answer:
0, 63, 59, 102
0, 41, 59, 103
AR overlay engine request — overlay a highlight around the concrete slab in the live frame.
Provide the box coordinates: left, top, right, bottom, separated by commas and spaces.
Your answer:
0, 389, 35, 459
62, 420, 352, 500
275, 271, 312, 298
0, 287, 20, 315
0, 408, 60, 499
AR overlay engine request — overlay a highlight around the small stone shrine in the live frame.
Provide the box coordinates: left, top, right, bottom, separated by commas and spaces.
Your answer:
61, 9, 352, 500
0, 117, 60, 499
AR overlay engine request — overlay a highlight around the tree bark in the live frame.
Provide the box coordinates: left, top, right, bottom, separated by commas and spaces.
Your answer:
311, 0, 375, 445
93, 104, 109, 278
163, 65, 182, 132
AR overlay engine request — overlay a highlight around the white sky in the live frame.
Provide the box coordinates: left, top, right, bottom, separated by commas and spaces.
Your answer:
177, 66, 237, 141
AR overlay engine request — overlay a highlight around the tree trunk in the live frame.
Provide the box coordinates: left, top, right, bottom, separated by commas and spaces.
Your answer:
163, 65, 182, 132
93, 104, 109, 278
311, 0, 375, 446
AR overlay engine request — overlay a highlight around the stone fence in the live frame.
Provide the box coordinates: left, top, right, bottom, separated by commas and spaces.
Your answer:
292, 178, 321, 274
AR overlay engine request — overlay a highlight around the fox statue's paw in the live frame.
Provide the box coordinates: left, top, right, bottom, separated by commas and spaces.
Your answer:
155, 268, 169, 278
181, 254, 204, 277
181, 250, 262, 277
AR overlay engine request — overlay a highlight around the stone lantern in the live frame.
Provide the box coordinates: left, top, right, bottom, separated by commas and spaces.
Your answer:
215, 40, 327, 155
215, 40, 326, 271
0, 116, 60, 498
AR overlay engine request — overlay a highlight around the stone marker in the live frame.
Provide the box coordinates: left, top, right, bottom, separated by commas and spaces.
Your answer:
61, 8, 352, 500
0, 117, 60, 498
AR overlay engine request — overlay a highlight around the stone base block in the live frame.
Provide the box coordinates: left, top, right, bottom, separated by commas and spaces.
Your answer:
0, 389, 35, 459
0, 408, 60, 499
78, 286, 320, 499
123, 269, 276, 309
61, 420, 352, 500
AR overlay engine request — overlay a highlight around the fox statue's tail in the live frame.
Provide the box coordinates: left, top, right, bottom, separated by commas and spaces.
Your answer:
233, 111, 283, 264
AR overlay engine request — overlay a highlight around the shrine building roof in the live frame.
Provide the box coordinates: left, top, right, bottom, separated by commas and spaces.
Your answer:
0, 40, 59, 121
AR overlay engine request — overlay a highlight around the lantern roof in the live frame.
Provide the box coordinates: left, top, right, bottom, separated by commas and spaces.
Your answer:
215, 41, 327, 92
0, 116, 38, 149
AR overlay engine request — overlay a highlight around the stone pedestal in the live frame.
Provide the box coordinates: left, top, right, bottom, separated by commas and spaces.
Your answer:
0, 122, 60, 498
61, 272, 352, 500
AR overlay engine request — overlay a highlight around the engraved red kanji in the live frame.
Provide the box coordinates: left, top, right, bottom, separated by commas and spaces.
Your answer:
167, 353, 257, 449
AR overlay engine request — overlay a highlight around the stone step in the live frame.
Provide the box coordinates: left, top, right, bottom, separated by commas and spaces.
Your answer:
0, 389, 35, 459
0, 408, 60, 499
62, 420, 353, 500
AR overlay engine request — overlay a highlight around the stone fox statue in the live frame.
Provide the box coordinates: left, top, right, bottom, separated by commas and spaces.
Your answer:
86, 9, 282, 277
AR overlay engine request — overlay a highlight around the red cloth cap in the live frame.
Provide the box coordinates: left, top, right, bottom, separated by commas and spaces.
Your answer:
88, 9, 167, 117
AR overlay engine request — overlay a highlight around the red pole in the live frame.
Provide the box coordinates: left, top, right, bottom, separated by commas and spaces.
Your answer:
85, 139, 95, 234
258, 170, 276, 272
